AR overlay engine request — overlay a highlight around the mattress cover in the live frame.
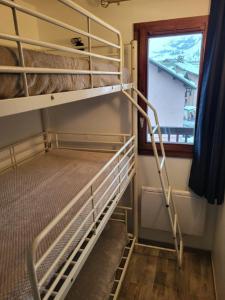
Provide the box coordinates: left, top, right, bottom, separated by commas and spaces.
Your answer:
65, 220, 128, 300
0, 149, 117, 300
0, 46, 130, 100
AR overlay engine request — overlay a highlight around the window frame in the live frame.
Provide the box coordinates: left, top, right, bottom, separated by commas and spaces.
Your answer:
134, 16, 208, 158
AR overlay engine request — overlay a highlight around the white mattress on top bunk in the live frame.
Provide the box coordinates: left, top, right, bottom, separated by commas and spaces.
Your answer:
0, 46, 130, 100
0, 148, 123, 300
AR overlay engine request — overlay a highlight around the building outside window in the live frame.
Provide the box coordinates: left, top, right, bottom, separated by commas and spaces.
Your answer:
147, 33, 203, 145
134, 16, 208, 157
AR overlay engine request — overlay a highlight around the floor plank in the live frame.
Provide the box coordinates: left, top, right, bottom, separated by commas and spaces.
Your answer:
118, 246, 215, 300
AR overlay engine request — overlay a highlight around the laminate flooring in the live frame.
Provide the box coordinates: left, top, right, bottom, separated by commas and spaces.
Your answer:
118, 245, 215, 300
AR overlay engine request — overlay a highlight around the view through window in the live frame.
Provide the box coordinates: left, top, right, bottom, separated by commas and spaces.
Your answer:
147, 33, 203, 144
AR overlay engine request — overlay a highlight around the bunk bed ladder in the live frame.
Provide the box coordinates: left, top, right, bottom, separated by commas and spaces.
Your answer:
122, 86, 183, 267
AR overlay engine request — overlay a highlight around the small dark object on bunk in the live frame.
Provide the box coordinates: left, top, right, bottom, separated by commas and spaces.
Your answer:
71, 37, 85, 51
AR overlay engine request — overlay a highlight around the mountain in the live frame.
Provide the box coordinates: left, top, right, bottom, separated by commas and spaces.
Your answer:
149, 34, 202, 65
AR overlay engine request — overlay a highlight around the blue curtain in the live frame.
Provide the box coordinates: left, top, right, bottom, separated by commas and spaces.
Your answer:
189, 0, 225, 204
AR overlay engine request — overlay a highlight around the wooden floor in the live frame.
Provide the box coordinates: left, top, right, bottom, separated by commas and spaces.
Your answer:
118, 245, 215, 300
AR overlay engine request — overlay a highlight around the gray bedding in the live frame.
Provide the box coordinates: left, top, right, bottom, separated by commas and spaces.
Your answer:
0, 46, 130, 100
0, 149, 117, 300
65, 220, 128, 300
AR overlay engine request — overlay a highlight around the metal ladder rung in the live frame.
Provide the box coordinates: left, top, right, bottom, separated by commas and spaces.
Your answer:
122, 87, 183, 267
160, 156, 165, 170
55, 273, 67, 280
173, 214, 177, 237
166, 186, 172, 207
179, 240, 183, 267
42, 288, 58, 296
152, 125, 158, 134
112, 212, 126, 217
125, 246, 131, 250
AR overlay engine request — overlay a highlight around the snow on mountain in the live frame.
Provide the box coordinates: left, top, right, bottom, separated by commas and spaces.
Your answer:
149, 33, 202, 68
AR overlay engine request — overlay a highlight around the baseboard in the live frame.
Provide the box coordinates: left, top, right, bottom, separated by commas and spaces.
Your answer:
211, 255, 218, 300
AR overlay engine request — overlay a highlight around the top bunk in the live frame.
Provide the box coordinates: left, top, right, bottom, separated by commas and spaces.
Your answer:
0, 0, 133, 118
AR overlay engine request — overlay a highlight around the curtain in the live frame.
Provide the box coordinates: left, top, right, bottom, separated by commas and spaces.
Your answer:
189, 0, 225, 204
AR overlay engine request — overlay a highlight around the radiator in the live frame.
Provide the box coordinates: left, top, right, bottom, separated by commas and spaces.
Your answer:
141, 186, 207, 236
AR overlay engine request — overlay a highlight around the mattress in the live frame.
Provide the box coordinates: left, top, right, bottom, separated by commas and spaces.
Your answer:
0, 46, 130, 100
0, 149, 119, 300
65, 220, 128, 300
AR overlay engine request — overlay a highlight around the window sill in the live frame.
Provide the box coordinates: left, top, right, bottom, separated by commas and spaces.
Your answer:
138, 143, 193, 158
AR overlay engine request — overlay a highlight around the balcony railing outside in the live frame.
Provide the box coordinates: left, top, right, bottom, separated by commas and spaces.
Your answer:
148, 126, 194, 144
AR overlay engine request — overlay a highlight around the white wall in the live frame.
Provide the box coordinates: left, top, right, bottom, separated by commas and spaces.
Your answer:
0, 0, 40, 46
48, 92, 131, 134
28, 0, 90, 47
138, 155, 217, 249
212, 203, 225, 300
84, 0, 210, 43
0, 111, 43, 148
29, 0, 210, 46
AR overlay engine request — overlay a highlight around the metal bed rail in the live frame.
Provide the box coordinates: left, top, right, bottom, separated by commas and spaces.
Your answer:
109, 206, 135, 299
110, 237, 136, 300
26, 133, 135, 300
48, 131, 131, 153
0, 131, 132, 175
0, 132, 48, 174
0, 0, 123, 97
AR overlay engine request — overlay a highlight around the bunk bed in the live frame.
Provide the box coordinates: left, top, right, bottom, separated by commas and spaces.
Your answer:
0, 0, 133, 118
0, 0, 137, 299
0, 0, 183, 299
0, 132, 135, 300
0, 46, 130, 100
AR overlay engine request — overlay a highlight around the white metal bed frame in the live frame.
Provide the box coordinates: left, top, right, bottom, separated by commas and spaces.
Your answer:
0, 0, 183, 299
0, 0, 133, 117
31, 132, 135, 300
0, 131, 136, 300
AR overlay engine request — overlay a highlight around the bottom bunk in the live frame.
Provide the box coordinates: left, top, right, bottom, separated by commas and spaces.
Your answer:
0, 131, 135, 300
65, 219, 135, 300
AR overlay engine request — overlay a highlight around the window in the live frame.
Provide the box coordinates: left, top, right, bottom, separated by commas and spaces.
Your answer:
134, 17, 208, 157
